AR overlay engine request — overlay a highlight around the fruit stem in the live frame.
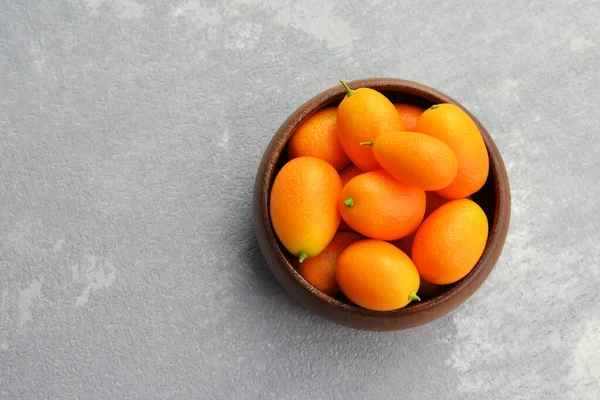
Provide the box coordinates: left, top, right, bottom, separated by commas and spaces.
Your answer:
360, 141, 374, 146
343, 197, 354, 207
430, 104, 440, 110
298, 252, 308, 263
409, 292, 421, 302
339, 80, 355, 97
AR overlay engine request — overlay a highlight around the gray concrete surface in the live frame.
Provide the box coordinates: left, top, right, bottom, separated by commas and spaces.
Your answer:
1, 0, 599, 399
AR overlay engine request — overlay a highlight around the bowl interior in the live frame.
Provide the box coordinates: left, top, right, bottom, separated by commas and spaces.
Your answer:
262, 79, 506, 319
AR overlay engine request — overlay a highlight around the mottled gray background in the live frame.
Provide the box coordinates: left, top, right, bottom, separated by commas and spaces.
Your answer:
1, 0, 599, 399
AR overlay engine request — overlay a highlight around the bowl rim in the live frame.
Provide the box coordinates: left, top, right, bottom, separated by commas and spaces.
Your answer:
255, 77, 511, 321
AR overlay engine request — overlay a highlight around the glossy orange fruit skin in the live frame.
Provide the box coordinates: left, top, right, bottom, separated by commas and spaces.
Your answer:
296, 231, 363, 295
389, 231, 416, 258
339, 164, 363, 186
287, 107, 351, 171
370, 131, 458, 191
339, 170, 425, 241
270, 156, 342, 261
394, 103, 424, 131
338, 164, 363, 232
425, 191, 455, 217
388, 192, 469, 257
412, 199, 489, 285
337, 88, 405, 172
415, 103, 489, 199
336, 239, 420, 311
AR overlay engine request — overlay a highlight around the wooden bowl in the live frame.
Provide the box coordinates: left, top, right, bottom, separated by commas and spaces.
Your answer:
252, 78, 511, 331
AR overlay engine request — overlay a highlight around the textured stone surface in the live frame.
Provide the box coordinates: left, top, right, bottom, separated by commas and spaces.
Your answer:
1, 0, 599, 398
